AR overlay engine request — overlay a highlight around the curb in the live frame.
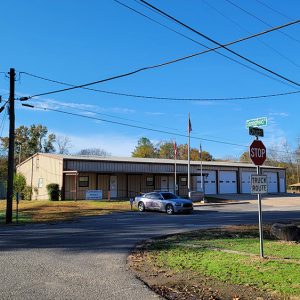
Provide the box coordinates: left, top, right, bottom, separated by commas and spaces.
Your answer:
193, 201, 250, 207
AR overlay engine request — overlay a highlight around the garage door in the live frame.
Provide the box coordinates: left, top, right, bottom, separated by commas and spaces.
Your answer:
265, 172, 278, 193
241, 171, 256, 193
196, 171, 216, 194
219, 171, 237, 194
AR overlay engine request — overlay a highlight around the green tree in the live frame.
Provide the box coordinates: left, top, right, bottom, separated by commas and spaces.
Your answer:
0, 124, 56, 163
132, 137, 158, 158
0, 156, 8, 181
158, 141, 175, 159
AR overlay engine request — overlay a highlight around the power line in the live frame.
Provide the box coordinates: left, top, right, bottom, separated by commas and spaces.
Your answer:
224, 0, 300, 45
0, 110, 8, 139
22, 103, 249, 148
20, 71, 300, 101
254, 0, 294, 22
139, 0, 300, 88
21, 102, 291, 155
113, 0, 287, 79
201, 0, 300, 68
26, 98, 183, 132
19, 18, 300, 100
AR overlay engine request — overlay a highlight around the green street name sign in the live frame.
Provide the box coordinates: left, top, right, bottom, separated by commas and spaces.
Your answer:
246, 117, 267, 129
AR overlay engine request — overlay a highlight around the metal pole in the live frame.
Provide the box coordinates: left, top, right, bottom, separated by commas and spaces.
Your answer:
6, 68, 15, 224
188, 113, 191, 197
257, 165, 264, 258
200, 144, 203, 190
174, 154, 177, 195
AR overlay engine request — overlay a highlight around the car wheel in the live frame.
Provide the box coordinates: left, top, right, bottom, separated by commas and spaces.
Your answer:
138, 202, 145, 212
166, 204, 174, 215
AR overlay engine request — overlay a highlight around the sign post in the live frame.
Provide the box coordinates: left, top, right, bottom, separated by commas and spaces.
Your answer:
250, 139, 267, 258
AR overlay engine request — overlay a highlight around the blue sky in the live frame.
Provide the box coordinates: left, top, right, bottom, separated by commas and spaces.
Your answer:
0, 0, 299, 158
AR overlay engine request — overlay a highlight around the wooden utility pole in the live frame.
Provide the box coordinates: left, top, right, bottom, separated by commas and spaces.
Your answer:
6, 68, 15, 224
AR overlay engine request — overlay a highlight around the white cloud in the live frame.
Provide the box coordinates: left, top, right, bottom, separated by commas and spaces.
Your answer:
269, 112, 289, 117
192, 100, 217, 106
64, 133, 137, 156
145, 112, 166, 116
24, 97, 136, 116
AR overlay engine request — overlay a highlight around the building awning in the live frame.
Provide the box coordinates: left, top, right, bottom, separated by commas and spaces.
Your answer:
63, 170, 78, 176
289, 183, 300, 187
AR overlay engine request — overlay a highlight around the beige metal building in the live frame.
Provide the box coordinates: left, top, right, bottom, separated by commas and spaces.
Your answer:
17, 153, 286, 200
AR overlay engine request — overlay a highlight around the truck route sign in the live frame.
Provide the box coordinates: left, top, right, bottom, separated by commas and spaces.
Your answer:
251, 175, 268, 194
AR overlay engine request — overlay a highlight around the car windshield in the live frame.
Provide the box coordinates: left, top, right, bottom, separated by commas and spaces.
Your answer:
161, 192, 178, 200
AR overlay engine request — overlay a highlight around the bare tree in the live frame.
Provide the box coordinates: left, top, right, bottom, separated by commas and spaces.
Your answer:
56, 136, 72, 154
77, 148, 111, 156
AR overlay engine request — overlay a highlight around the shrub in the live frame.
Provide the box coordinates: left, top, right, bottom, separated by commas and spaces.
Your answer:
13, 173, 26, 199
46, 183, 60, 201
23, 186, 32, 200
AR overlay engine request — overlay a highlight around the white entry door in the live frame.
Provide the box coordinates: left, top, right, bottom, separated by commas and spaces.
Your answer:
169, 176, 175, 193
219, 171, 237, 194
161, 176, 168, 191
110, 175, 118, 198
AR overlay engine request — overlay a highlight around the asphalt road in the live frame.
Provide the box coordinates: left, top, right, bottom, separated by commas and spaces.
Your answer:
0, 199, 299, 300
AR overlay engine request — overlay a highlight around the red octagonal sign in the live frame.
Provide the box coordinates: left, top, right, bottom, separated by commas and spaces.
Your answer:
249, 140, 266, 166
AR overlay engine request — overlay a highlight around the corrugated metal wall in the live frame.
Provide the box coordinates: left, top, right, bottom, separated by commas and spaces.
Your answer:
64, 159, 248, 174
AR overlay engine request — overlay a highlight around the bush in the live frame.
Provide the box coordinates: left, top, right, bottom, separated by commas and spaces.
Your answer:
14, 173, 26, 199
46, 183, 60, 201
23, 186, 32, 200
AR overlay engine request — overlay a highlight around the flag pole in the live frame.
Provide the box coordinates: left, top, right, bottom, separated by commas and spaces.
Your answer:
188, 113, 191, 198
174, 140, 177, 195
200, 143, 203, 191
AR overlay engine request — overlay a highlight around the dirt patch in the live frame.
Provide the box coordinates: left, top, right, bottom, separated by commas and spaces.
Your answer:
128, 226, 285, 300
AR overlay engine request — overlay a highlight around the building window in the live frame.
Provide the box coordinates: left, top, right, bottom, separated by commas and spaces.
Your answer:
79, 176, 89, 187
180, 177, 187, 186
38, 178, 43, 188
146, 176, 154, 186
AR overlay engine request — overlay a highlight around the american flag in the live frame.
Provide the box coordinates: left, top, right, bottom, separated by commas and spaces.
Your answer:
188, 116, 192, 133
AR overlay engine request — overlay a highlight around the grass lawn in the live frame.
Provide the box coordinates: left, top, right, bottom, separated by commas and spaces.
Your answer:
139, 227, 300, 298
0, 199, 135, 224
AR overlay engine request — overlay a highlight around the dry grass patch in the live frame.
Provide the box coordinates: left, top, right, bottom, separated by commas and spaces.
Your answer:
0, 200, 134, 224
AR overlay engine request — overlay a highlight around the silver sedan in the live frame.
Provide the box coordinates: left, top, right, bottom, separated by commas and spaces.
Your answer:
135, 191, 193, 215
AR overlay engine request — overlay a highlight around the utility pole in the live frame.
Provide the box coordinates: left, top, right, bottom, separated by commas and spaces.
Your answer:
6, 68, 15, 224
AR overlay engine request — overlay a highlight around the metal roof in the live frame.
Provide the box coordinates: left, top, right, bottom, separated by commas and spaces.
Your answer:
36, 153, 284, 169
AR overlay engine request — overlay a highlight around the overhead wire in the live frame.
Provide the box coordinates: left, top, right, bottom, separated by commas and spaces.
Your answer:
224, 0, 300, 45
113, 0, 288, 78
20, 71, 300, 101
22, 102, 249, 149
254, 0, 294, 22
139, 0, 300, 88
19, 19, 300, 100
26, 97, 186, 132
201, 0, 300, 68
0, 107, 8, 139
22, 102, 292, 155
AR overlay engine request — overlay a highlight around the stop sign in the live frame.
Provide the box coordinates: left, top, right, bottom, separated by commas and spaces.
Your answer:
249, 140, 266, 165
